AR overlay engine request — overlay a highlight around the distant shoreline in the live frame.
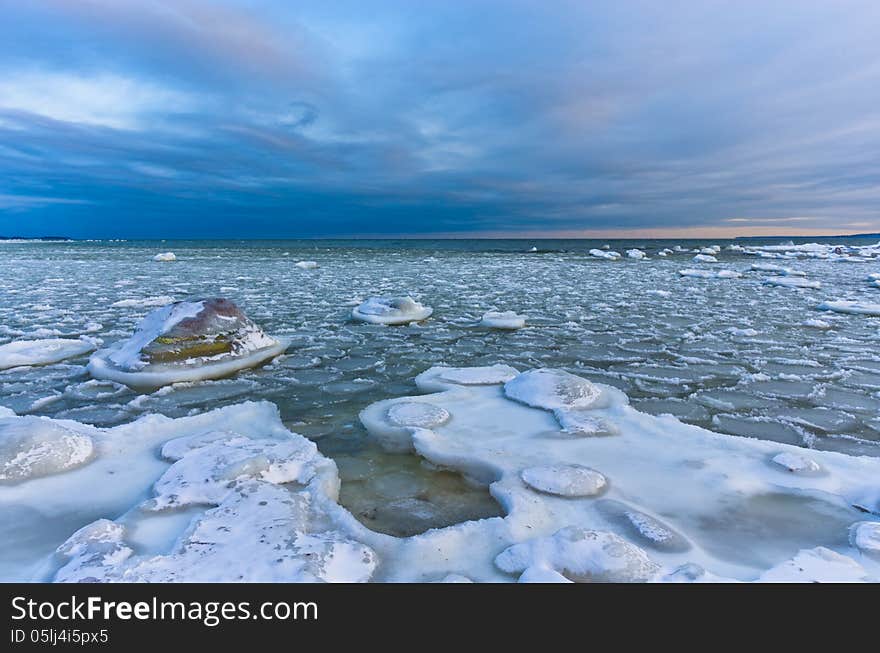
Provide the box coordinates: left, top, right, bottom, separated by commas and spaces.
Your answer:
1, 232, 878, 242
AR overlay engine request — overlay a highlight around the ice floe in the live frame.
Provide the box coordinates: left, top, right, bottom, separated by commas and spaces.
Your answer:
351, 296, 433, 325
358, 366, 880, 582
589, 249, 621, 260
0, 337, 98, 370
763, 276, 821, 289
816, 300, 880, 317
479, 311, 526, 330
626, 249, 646, 260
679, 269, 741, 279
692, 254, 718, 263
88, 298, 288, 390
152, 252, 176, 262
295, 260, 319, 269
4, 364, 880, 582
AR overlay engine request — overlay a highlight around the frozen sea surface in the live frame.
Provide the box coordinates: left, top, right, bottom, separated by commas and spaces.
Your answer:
1, 238, 880, 550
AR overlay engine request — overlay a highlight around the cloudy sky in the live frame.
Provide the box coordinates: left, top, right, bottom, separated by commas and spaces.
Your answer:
2, 0, 879, 238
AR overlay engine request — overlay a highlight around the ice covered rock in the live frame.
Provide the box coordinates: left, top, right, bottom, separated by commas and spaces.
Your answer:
763, 277, 821, 289
626, 249, 646, 260
352, 296, 433, 325
758, 547, 872, 582
479, 311, 526, 330
0, 415, 94, 482
88, 298, 288, 389
772, 452, 821, 474
693, 254, 718, 263
495, 527, 661, 583
521, 464, 606, 497
816, 300, 880, 316
152, 252, 176, 262
504, 368, 601, 411
679, 269, 741, 279
295, 260, 319, 269
849, 522, 880, 558
0, 337, 97, 370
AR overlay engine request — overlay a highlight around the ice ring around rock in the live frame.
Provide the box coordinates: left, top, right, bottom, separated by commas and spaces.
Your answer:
87, 298, 288, 390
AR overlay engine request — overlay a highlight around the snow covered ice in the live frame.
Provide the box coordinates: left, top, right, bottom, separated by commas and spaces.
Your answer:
0, 338, 97, 370
351, 296, 433, 324
479, 311, 527, 330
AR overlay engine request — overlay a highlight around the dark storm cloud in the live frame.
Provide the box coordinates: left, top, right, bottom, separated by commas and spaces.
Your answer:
1, 0, 879, 237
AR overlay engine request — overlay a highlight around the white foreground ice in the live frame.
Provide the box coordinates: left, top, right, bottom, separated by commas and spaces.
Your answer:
153, 252, 176, 262
479, 311, 527, 330
295, 260, 319, 269
3, 365, 880, 582
351, 296, 433, 325
626, 249, 646, 260
0, 338, 98, 370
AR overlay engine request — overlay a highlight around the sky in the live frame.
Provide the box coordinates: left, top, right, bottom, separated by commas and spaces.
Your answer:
1, 0, 879, 239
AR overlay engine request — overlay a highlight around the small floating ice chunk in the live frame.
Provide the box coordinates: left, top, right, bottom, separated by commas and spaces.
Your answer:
758, 547, 872, 582
589, 249, 621, 260
504, 368, 601, 411
803, 318, 832, 329
89, 298, 288, 389
495, 527, 660, 583
295, 260, 319, 269
816, 300, 880, 316
386, 402, 450, 428
153, 252, 176, 262
0, 337, 97, 370
726, 327, 758, 337
849, 522, 880, 558
479, 311, 526, 330
771, 452, 821, 474
679, 269, 741, 279
763, 276, 821, 289
111, 296, 176, 309
521, 464, 606, 497
0, 416, 94, 482
352, 296, 433, 325
626, 249, 646, 260
692, 254, 718, 263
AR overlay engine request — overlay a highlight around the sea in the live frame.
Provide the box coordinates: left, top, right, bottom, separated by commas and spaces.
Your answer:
2, 237, 879, 539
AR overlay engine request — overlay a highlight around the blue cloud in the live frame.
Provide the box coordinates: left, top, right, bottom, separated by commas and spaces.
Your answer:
2, 1, 879, 237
